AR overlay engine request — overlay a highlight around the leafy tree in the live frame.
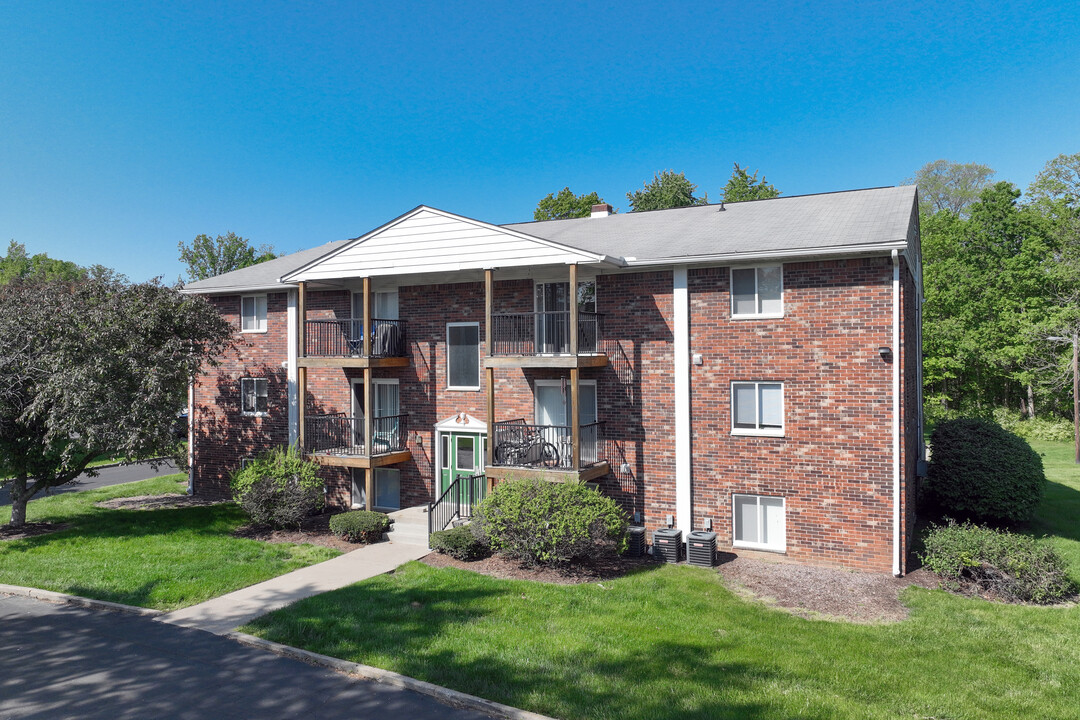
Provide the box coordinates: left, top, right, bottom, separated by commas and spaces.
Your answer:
178, 232, 276, 282
0, 276, 233, 527
721, 163, 780, 202
534, 187, 609, 221
907, 160, 996, 217
626, 170, 708, 212
0, 241, 86, 285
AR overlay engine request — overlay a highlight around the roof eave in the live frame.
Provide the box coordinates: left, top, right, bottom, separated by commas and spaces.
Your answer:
181, 282, 297, 295
622, 240, 910, 267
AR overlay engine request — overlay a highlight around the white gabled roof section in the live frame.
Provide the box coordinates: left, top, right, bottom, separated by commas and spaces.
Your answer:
281, 206, 621, 282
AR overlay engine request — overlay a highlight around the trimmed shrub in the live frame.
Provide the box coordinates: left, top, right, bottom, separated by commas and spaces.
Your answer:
329, 510, 390, 543
429, 524, 490, 561
919, 521, 1075, 604
472, 479, 629, 566
230, 446, 324, 529
926, 418, 1046, 524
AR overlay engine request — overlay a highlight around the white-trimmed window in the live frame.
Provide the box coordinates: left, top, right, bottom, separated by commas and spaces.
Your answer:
733, 494, 786, 552
240, 378, 268, 415
731, 381, 784, 436
731, 265, 783, 318
447, 322, 481, 390
241, 295, 268, 332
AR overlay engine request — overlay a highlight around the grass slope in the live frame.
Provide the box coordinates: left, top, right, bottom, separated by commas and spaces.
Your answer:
244, 441, 1080, 720
0, 475, 338, 610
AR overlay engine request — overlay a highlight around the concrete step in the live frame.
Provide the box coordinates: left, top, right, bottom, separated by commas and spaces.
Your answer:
386, 505, 431, 547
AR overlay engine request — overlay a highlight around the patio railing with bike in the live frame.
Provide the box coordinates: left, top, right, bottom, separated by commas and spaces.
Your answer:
490, 311, 602, 355
491, 419, 605, 470
304, 413, 408, 456
304, 318, 407, 358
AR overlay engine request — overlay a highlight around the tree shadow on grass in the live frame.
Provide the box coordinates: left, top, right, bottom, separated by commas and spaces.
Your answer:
1029, 479, 1080, 544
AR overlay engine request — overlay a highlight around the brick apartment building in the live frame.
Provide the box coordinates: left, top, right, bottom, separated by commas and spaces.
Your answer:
183, 185, 923, 574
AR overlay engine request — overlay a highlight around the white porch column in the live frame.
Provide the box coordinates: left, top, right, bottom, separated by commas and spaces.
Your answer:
673, 265, 692, 536
287, 289, 299, 446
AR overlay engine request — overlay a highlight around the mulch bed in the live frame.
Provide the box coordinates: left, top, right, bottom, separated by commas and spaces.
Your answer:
232, 512, 367, 552
0, 522, 72, 541
421, 551, 657, 584
95, 494, 227, 511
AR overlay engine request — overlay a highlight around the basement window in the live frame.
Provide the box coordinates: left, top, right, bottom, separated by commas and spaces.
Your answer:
733, 494, 786, 552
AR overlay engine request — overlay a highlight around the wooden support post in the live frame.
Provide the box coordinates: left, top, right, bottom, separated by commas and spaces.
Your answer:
298, 366, 307, 450
362, 277, 372, 358
569, 264, 579, 356
571, 367, 581, 471
297, 281, 306, 358
365, 468, 374, 513
364, 366, 373, 510
485, 269, 495, 467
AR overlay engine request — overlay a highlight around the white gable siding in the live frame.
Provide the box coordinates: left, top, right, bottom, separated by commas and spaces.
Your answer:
291, 209, 602, 281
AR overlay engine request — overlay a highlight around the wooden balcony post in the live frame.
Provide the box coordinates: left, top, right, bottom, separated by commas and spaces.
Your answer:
298, 366, 307, 450
485, 269, 495, 467
569, 264, 579, 355
571, 367, 581, 471
364, 366, 373, 510
362, 277, 372, 358
297, 281, 306, 358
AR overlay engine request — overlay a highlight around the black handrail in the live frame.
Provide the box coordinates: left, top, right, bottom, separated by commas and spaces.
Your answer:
304, 413, 409, 455
304, 318, 408, 358
428, 473, 487, 535
491, 420, 605, 469
491, 311, 602, 355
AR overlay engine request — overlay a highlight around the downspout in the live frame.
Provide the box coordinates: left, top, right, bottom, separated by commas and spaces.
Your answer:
187, 380, 194, 495
673, 265, 692, 537
287, 289, 299, 446
891, 250, 901, 576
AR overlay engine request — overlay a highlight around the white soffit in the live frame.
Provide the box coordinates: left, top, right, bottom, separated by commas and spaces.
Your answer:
282, 206, 618, 282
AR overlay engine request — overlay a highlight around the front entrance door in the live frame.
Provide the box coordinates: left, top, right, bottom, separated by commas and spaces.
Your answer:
438, 431, 486, 495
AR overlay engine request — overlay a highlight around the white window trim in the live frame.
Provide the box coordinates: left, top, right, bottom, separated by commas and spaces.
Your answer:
730, 381, 785, 437
351, 377, 400, 418
730, 265, 784, 320
240, 294, 268, 333
446, 321, 481, 391
533, 379, 598, 425
732, 493, 786, 552
240, 377, 269, 417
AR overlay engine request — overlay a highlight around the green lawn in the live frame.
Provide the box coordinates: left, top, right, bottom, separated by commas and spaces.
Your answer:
0, 475, 338, 610
243, 442, 1080, 720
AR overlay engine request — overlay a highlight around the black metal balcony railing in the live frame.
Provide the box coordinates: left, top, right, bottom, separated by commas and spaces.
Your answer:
491, 311, 602, 356
304, 318, 407, 358
304, 413, 408, 456
491, 419, 605, 470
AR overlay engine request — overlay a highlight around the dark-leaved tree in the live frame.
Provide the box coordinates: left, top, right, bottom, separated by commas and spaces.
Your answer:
626, 170, 708, 212
722, 163, 781, 202
0, 276, 234, 527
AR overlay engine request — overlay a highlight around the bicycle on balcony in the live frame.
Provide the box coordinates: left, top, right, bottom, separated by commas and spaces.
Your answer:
494, 425, 561, 468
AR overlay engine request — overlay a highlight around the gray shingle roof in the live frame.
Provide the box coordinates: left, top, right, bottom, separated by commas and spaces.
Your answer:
503, 186, 917, 262
182, 239, 349, 294
183, 186, 917, 293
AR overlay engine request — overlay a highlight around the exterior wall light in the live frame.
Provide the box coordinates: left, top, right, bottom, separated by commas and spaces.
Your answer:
878, 346, 893, 363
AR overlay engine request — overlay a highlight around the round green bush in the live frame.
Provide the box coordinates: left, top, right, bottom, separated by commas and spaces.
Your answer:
429, 524, 490, 561
230, 446, 324, 529
472, 479, 629, 566
926, 418, 1046, 524
328, 509, 390, 543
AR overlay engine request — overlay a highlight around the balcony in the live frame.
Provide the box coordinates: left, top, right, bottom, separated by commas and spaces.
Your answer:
298, 318, 409, 368
485, 311, 607, 369
487, 418, 610, 482
303, 412, 411, 468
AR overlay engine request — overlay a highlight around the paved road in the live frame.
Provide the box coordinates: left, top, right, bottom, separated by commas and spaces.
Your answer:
0, 594, 492, 720
0, 461, 180, 506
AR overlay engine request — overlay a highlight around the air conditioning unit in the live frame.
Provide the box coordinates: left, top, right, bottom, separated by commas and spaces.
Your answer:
625, 526, 646, 557
686, 530, 717, 567
652, 528, 682, 563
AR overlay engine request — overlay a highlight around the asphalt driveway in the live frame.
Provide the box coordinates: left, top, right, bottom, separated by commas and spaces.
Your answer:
0, 594, 492, 720
0, 461, 179, 506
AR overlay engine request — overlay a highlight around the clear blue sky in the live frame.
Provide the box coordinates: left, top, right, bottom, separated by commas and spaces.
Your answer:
2, 0, 1077, 282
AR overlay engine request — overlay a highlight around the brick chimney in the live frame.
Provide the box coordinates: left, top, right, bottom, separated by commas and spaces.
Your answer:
590, 203, 612, 218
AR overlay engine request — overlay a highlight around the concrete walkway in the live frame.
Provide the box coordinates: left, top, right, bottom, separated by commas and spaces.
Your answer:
159, 540, 430, 635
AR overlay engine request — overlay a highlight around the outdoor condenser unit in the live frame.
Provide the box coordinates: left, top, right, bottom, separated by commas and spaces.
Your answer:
686, 531, 717, 567
652, 528, 682, 563
626, 526, 646, 557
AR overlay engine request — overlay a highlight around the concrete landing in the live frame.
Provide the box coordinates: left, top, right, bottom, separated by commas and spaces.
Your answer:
158, 540, 430, 635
